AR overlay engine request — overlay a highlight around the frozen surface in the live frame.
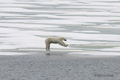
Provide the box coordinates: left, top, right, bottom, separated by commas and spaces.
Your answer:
0, 0, 120, 55
0, 0, 120, 80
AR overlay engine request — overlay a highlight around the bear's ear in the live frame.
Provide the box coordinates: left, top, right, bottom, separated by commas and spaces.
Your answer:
61, 37, 67, 41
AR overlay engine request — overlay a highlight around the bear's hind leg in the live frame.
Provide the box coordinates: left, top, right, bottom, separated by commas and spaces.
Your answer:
46, 43, 50, 51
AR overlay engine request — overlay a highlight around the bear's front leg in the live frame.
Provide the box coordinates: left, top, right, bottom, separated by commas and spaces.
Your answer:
59, 41, 68, 47
45, 39, 50, 51
46, 43, 50, 51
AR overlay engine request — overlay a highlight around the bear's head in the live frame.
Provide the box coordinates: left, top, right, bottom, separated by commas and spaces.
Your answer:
60, 37, 67, 41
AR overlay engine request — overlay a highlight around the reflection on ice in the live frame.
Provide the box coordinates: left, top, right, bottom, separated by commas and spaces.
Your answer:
69, 51, 120, 56
101, 47, 120, 52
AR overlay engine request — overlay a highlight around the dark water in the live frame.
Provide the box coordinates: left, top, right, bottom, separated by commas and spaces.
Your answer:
0, 0, 120, 55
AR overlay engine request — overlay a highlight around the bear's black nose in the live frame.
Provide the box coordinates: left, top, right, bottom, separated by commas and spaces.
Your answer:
64, 39, 67, 41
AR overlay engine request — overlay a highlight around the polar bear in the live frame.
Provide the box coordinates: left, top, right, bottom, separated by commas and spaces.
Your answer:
45, 37, 68, 51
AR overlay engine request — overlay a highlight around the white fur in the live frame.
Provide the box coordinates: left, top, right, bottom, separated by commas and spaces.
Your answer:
45, 37, 68, 51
